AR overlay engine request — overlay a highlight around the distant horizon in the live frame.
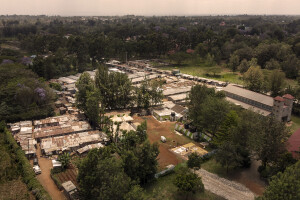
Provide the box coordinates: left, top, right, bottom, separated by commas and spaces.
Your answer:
1, 0, 300, 16
2, 14, 300, 17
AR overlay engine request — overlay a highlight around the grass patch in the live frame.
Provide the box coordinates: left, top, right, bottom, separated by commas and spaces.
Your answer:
144, 163, 224, 200
158, 61, 298, 86
158, 64, 244, 85
290, 115, 300, 133
201, 158, 232, 178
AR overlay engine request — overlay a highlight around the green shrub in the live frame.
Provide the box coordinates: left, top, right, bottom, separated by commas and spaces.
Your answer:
3, 128, 51, 200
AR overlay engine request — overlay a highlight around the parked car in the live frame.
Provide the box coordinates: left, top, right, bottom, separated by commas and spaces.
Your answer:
33, 165, 41, 175
33, 158, 38, 165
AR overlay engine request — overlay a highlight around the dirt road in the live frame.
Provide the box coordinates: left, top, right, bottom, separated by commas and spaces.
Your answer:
36, 144, 66, 200
196, 169, 256, 200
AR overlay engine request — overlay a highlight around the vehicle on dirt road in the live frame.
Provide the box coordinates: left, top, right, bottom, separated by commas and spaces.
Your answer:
33, 165, 41, 175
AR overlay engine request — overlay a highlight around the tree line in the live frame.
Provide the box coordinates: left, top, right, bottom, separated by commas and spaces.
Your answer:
75, 65, 163, 128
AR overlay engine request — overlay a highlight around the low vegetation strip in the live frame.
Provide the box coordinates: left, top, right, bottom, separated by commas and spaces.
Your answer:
196, 169, 255, 200
2, 128, 51, 200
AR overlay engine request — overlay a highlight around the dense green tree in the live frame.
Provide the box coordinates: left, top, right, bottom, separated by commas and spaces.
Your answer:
169, 52, 190, 65
57, 152, 70, 170
281, 54, 300, 79
249, 117, 289, 169
75, 72, 94, 112
0, 64, 54, 122
213, 110, 240, 147
124, 185, 146, 200
121, 140, 159, 184
77, 147, 140, 200
268, 69, 285, 97
85, 89, 101, 129
197, 96, 229, 135
243, 65, 264, 92
187, 152, 202, 171
238, 59, 250, 73
265, 59, 281, 70
95, 65, 132, 109
173, 167, 204, 200
228, 54, 240, 72
258, 161, 300, 200
215, 142, 243, 173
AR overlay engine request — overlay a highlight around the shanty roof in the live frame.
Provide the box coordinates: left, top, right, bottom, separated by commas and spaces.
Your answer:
226, 97, 271, 116
163, 87, 191, 96
223, 84, 274, 107
171, 105, 187, 114
122, 115, 134, 122
77, 143, 104, 154
287, 128, 300, 159
111, 115, 123, 123
274, 96, 285, 102
62, 181, 77, 193
153, 108, 172, 116
169, 93, 188, 101
283, 94, 295, 100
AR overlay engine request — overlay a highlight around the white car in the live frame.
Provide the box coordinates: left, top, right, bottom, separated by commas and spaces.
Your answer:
33, 165, 41, 175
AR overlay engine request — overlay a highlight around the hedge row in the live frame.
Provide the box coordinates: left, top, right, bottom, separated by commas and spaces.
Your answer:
3, 128, 51, 200
50, 168, 63, 190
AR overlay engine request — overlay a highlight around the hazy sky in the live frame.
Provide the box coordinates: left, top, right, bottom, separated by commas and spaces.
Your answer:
1, 0, 300, 16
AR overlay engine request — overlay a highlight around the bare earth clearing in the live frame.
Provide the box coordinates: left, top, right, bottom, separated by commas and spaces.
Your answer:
133, 115, 193, 169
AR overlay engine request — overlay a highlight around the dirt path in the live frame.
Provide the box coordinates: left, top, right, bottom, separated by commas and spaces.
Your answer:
196, 169, 256, 200
36, 144, 66, 200
229, 160, 266, 195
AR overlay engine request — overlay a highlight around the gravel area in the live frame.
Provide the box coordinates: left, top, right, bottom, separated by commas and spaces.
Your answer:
196, 169, 256, 200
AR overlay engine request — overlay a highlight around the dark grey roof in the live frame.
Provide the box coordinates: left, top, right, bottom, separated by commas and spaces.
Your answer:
171, 104, 187, 114
223, 84, 273, 107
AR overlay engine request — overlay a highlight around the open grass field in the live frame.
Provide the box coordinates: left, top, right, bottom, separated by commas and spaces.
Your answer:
144, 163, 225, 200
157, 61, 298, 87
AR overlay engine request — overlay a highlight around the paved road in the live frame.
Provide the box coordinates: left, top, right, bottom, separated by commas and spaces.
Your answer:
196, 169, 256, 200
36, 144, 66, 200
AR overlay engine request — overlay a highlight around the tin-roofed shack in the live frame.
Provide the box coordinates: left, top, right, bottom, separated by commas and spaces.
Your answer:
41, 130, 108, 155
9, 121, 37, 157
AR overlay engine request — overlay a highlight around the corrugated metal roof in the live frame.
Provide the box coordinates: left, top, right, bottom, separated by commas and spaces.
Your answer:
223, 84, 274, 107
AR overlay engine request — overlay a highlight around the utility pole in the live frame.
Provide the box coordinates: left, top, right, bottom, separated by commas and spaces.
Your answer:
125, 51, 128, 63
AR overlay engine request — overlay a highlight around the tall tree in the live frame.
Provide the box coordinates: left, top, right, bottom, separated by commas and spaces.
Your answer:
243, 65, 264, 92
173, 167, 204, 200
228, 54, 240, 72
187, 152, 202, 171
77, 148, 138, 200
85, 89, 101, 129
268, 69, 285, 97
213, 110, 240, 147
215, 142, 243, 173
75, 72, 94, 112
258, 161, 300, 200
249, 117, 289, 168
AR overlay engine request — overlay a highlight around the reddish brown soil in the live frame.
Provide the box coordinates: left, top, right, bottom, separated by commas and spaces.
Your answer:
36, 144, 66, 200
229, 159, 266, 196
133, 115, 192, 170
